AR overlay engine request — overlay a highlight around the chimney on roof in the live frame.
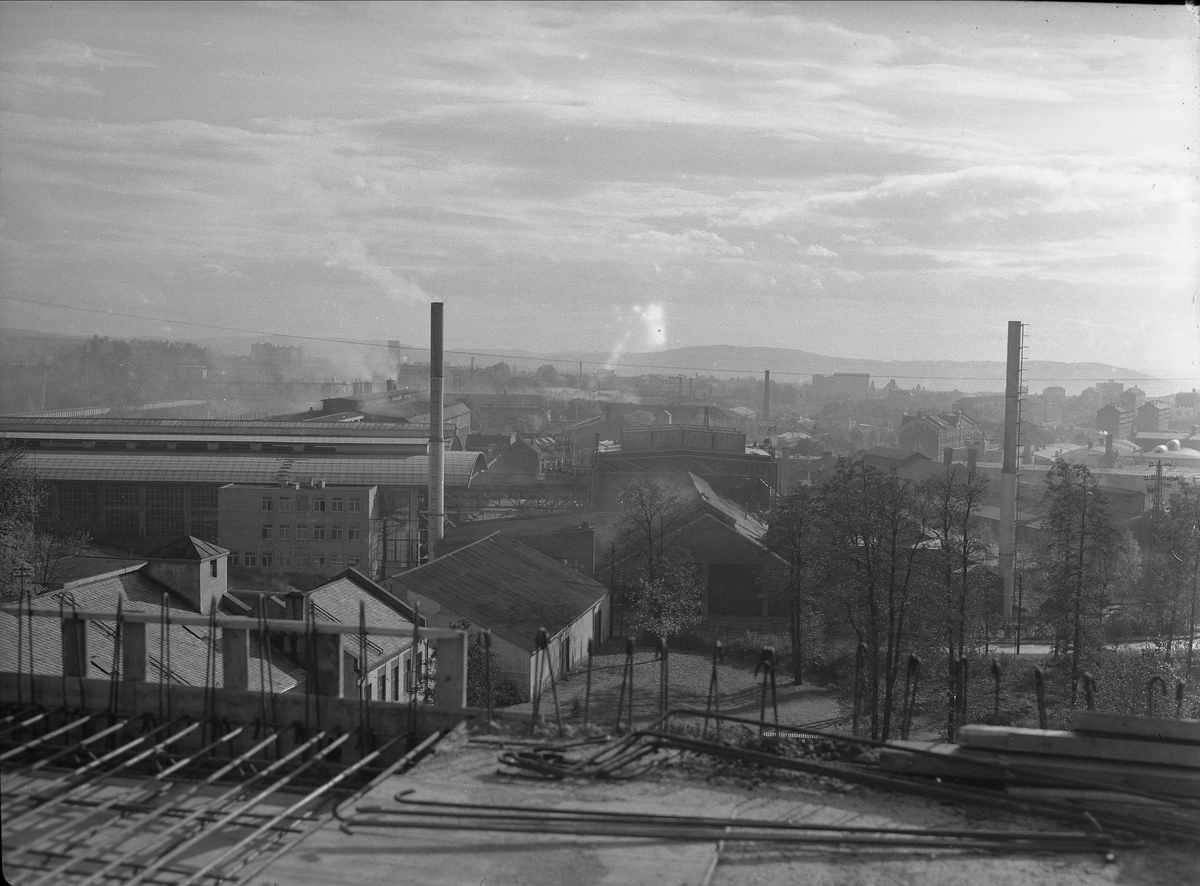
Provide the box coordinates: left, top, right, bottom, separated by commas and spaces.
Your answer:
142, 543, 228, 615
763, 369, 770, 421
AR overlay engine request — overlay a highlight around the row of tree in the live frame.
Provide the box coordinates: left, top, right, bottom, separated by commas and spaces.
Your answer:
763, 457, 1199, 738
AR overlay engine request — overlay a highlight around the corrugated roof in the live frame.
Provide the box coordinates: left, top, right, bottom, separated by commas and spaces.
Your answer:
19, 452, 487, 487
0, 571, 304, 691
383, 534, 607, 653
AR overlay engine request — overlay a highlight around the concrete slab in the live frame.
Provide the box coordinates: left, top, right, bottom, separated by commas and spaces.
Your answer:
247, 743, 724, 886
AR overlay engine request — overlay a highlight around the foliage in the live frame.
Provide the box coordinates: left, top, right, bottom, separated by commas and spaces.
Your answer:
533, 364, 560, 386
41, 336, 210, 410
448, 619, 526, 708
630, 553, 704, 642
615, 479, 704, 641
1137, 486, 1200, 660
1, 443, 93, 602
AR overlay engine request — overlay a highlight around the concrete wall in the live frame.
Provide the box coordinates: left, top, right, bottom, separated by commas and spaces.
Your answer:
142, 554, 227, 614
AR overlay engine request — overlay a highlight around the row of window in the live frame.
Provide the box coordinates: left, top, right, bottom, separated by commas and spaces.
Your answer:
260, 524, 362, 541
230, 551, 361, 570
262, 495, 362, 513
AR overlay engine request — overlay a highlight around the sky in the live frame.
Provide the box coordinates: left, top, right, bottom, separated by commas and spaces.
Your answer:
1, 1, 1198, 383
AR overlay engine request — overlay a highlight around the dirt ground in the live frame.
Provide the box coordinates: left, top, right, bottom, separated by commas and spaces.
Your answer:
505, 640, 843, 732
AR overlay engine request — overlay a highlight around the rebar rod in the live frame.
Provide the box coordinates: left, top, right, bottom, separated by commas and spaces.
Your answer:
484, 630, 495, 729
0, 707, 48, 737
119, 730, 351, 886
0, 713, 94, 762
4, 849, 231, 886
18, 719, 212, 885
70, 728, 298, 886
703, 641, 723, 740
178, 731, 408, 886
583, 637, 593, 727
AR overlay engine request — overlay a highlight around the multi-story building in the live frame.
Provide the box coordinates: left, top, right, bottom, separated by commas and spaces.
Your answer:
1136, 400, 1172, 434
218, 482, 382, 579
1096, 380, 1125, 406
1097, 404, 1135, 439
898, 412, 983, 460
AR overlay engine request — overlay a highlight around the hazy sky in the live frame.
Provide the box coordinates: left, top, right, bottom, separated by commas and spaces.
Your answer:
1, 1, 1197, 380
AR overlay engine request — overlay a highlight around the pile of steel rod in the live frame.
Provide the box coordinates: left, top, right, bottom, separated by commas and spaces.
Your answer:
337, 791, 1137, 855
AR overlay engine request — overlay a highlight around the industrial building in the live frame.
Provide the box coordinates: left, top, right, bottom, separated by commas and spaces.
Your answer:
384, 533, 610, 701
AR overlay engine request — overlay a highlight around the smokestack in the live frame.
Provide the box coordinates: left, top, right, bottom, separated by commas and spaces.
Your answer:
999, 320, 1022, 623
763, 370, 770, 421
428, 302, 445, 561
678, 375, 683, 401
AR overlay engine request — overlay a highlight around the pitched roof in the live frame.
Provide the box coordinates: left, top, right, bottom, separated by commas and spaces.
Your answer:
305, 569, 415, 669
147, 536, 228, 560
383, 534, 608, 652
439, 511, 618, 559
0, 570, 304, 692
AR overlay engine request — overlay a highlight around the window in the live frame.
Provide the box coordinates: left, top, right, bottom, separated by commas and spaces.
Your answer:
347, 555, 360, 568
297, 495, 310, 511
313, 525, 325, 541
244, 553, 257, 567
378, 671, 386, 700
278, 496, 292, 512
313, 553, 327, 568
349, 498, 362, 514
314, 498, 326, 512
261, 525, 273, 539
210, 560, 218, 578
296, 525, 309, 540
365, 682, 373, 701
296, 550, 309, 569
279, 525, 291, 540
229, 551, 239, 567
261, 496, 274, 511
348, 526, 361, 541
391, 663, 400, 701
331, 497, 344, 512
331, 553, 343, 568
331, 525, 343, 541
278, 553, 291, 568
261, 552, 274, 567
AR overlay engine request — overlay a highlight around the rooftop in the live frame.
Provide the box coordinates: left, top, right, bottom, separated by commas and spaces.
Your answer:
384, 534, 608, 651
16, 451, 488, 486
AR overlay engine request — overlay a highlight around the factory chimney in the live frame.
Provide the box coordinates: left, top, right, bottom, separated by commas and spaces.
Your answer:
428, 302, 445, 561
998, 320, 1022, 623
763, 370, 770, 421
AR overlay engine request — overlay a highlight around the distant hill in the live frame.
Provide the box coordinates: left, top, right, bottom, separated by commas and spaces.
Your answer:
540, 345, 1160, 396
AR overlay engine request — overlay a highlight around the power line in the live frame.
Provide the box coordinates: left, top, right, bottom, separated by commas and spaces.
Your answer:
2, 294, 1192, 385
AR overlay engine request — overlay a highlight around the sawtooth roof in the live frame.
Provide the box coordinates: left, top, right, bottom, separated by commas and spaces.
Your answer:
383, 534, 607, 653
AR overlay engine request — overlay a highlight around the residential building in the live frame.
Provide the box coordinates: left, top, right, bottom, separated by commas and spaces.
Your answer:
1096, 380, 1125, 406
1097, 404, 1135, 440
1136, 400, 1171, 434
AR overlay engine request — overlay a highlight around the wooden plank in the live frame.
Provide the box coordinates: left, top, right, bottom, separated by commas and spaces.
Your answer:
879, 742, 1004, 780
950, 746, 1200, 798
1070, 711, 1200, 745
955, 724, 1200, 768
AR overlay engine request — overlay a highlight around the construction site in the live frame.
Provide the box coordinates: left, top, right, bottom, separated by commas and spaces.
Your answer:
1, 597, 1198, 886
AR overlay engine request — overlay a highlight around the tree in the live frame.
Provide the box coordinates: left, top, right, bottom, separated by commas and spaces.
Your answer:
630, 553, 703, 642
615, 479, 703, 641
816, 459, 934, 740
1033, 459, 1118, 705
765, 484, 818, 683
1, 442, 93, 601
448, 619, 525, 707
534, 364, 560, 386
919, 460, 990, 736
